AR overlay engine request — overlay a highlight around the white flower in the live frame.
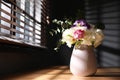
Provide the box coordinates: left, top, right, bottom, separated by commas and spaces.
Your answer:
53, 19, 105, 49
94, 29, 104, 47
61, 26, 88, 47
81, 28, 95, 46
61, 29, 75, 47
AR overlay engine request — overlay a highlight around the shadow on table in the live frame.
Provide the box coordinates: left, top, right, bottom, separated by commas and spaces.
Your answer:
94, 72, 120, 77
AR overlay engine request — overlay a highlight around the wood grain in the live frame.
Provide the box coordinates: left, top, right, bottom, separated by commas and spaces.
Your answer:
1, 66, 120, 80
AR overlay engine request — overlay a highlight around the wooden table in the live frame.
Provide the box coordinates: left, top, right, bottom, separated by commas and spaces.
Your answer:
1, 66, 120, 80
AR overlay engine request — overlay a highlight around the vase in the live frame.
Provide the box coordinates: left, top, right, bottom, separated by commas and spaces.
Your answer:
70, 45, 97, 76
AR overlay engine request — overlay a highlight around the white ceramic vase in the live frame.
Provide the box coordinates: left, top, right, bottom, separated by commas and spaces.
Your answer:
70, 45, 97, 76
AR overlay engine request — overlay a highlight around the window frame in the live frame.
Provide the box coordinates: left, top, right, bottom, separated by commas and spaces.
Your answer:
0, 0, 49, 48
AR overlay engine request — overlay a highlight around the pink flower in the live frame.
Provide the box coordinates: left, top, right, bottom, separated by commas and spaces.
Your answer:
73, 29, 84, 40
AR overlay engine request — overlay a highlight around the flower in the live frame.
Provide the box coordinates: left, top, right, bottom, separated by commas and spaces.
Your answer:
72, 19, 91, 29
73, 29, 84, 39
61, 19, 104, 48
51, 19, 105, 51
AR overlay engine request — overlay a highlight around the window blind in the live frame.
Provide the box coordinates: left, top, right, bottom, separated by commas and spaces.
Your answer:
0, 0, 49, 47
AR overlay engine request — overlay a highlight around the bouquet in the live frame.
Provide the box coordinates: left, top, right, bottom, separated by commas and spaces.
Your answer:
51, 19, 105, 50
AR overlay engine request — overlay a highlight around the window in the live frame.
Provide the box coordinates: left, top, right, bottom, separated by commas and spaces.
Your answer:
0, 0, 49, 47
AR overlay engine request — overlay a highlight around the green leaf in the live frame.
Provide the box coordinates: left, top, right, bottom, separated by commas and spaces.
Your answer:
57, 28, 61, 33
52, 19, 58, 23
49, 32, 54, 36
75, 40, 82, 48
54, 30, 58, 34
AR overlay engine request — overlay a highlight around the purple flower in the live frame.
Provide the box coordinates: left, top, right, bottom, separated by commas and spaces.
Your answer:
72, 19, 91, 29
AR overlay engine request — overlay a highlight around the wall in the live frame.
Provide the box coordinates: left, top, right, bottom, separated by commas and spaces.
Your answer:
50, 0, 120, 67
49, 0, 86, 65
85, 0, 120, 67
50, 0, 85, 19
0, 43, 57, 76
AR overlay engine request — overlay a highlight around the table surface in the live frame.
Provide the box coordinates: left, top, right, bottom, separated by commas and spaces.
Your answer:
1, 66, 120, 80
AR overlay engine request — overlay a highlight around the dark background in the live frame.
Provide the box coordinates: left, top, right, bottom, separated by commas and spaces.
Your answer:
49, 0, 120, 67
0, 0, 120, 76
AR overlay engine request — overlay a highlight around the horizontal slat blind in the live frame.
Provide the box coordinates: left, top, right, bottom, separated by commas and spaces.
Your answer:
84, 0, 120, 67
0, 0, 48, 47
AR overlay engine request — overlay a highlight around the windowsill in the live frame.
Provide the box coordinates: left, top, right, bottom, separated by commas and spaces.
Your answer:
0, 36, 47, 49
